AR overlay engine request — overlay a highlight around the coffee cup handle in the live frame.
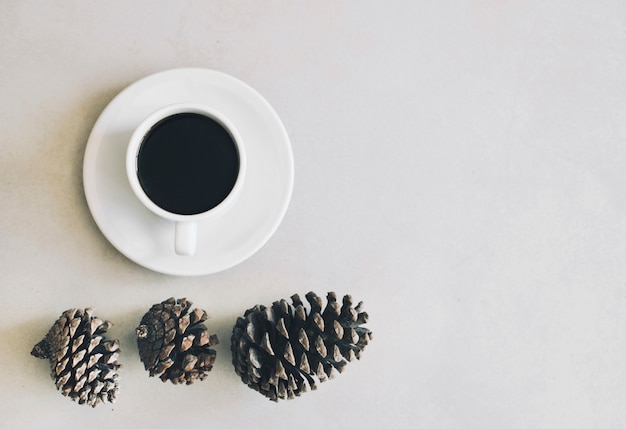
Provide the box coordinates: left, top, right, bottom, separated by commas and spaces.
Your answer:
175, 221, 197, 256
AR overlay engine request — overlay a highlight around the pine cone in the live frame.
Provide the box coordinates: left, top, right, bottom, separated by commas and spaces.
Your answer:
136, 297, 218, 385
231, 291, 373, 401
31, 308, 121, 407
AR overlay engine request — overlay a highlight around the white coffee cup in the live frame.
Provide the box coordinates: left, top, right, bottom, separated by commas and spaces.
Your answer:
126, 103, 246, 256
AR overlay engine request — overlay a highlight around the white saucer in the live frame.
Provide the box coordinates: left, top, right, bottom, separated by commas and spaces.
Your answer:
83, 68, 294, 276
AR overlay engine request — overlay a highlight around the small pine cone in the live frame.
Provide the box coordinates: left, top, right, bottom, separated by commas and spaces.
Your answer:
31, 308, 121, 407
231, 291, 373, 401
136, 297, 218, 385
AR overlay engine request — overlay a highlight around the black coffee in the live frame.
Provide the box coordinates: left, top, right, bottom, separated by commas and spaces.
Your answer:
136, 113, 240, 215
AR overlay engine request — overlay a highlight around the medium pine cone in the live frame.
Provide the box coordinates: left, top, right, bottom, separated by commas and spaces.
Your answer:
231, 291, 373, 401
136, 297, 218, 385
31, 308, 121, 407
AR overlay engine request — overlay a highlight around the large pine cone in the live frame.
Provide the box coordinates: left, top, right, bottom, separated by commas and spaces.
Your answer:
136, 297, 218, 385
231, 291, 372, 401
31, 308, 121, 407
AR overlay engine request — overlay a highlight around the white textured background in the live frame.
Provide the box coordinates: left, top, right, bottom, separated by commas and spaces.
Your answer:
2, 1, 626, 428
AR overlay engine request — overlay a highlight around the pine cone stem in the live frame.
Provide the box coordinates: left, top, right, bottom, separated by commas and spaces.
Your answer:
31, 339, 50, 359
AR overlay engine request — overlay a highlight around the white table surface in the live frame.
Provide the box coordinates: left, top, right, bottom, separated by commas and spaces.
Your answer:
2, 1, 626, 428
